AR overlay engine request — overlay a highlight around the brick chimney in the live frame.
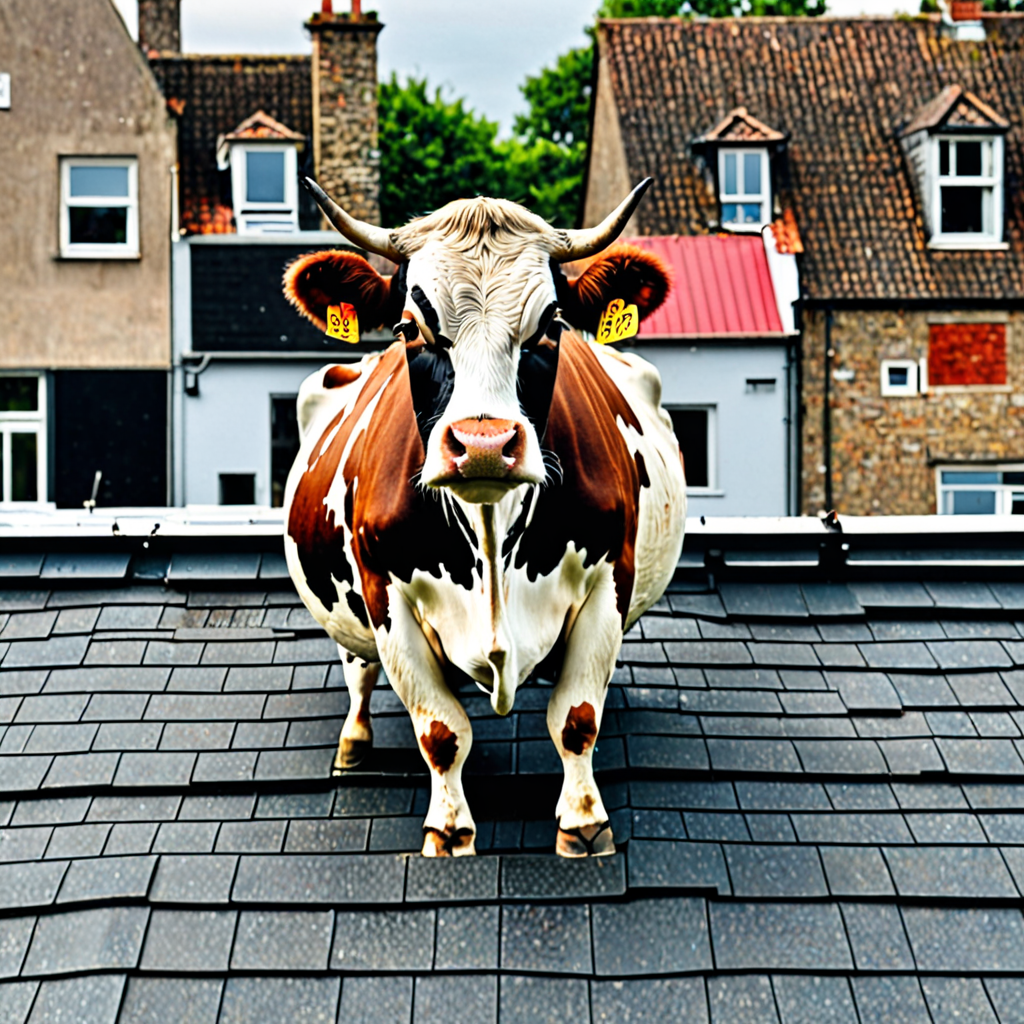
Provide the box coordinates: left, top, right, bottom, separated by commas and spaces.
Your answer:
138, 0, 181, 55
308, 2, 382, 226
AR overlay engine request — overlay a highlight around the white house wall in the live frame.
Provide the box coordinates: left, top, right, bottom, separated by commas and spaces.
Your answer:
634, 343, 793, 517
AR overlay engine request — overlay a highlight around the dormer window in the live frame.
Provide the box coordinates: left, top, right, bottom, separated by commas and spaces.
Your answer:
934, 136, 1001, 242
695, 108, 785, 234
216, 110, 305, 235
901, 86, 1008, 250
719, 148, 769, 229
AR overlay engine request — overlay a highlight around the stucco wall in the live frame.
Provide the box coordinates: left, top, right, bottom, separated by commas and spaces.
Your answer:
0, 0, 176, 369
801, 308, 1024, 515
634, 343, 795, 517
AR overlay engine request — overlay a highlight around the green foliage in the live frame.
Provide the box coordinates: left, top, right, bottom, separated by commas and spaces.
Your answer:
378, 74, 505, 226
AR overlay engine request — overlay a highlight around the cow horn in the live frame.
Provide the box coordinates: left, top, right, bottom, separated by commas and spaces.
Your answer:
302, 177, 403, 263
551, 177, 653, 262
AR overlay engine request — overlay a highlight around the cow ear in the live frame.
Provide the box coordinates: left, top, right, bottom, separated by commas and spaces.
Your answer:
283, 250, 397, 333
559, 244, 671, 335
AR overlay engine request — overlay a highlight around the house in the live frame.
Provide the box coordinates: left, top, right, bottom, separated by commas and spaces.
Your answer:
584, 13, 1024, 517
613, 231, 800, 516
0, 0, 177, 508
142, 0, 383, 507
2, 510, 1024, 1019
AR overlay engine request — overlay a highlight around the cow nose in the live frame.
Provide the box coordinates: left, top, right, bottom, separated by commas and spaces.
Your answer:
441, 418, 526, 479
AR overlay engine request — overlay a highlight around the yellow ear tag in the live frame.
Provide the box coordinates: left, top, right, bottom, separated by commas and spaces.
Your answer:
326, 303, 360, 344
596, 298, 639, 344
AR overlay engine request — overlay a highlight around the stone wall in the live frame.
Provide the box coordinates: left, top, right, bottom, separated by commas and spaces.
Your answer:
801, 308, 1024, 515
309, 11, 381, 226
137, 0, 180, 55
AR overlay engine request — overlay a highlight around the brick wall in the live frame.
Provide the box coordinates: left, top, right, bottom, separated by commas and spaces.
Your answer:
308, 11, 382, 226
801, 310, 1024, 515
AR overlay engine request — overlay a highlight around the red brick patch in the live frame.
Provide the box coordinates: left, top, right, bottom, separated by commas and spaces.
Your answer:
928, 323, 1006, 387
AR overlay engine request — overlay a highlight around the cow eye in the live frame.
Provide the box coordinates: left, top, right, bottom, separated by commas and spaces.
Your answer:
522, 301, 558, 350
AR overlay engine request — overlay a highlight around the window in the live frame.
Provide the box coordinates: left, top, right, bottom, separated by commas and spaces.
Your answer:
880, 359, 925, 397
270, 396, 300, 508
230, 145, 298, 234
718, 148, 769, 229
932, 136, 1003, 245
0, 375, 46, 504
928, 322, 1006, 388
938, 467, 1024, 515
60, 158, 138, 258
667, 406, 716, 491
220, 473, 256, 505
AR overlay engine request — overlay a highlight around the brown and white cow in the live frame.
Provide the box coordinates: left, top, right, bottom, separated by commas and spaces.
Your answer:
282, 177, 686, 858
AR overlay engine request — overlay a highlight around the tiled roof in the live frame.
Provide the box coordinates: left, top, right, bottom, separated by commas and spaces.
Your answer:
221, 109, 306, 143
149, 56, 315, 235
596, 16, 1024, 302
4, 519, 1024, 1019
697, 106, 786, 144
904, 83, 1011, 135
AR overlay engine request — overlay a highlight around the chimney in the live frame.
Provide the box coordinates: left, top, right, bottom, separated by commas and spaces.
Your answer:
138, 0, 181, 55
308, 3, 382, 226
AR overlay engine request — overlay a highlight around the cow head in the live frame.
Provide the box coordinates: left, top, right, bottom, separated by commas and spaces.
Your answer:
284, 179, 670, 504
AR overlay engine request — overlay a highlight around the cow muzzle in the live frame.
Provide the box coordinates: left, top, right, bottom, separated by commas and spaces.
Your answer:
434, 417, 532, 502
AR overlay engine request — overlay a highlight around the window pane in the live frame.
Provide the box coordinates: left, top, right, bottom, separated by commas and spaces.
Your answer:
740, 203, 762, 224
270, 396, 300, 508
0, 377, 38, 413
69, 165, 129, 198
723, 153, 737, 195
1012, 496, 1024, 515
220, 473, 255, 505
69, 206, 128, 245
1003, 472, 1024, 485
246, 151, 286, 204
951, 489, 996, 514
11, 433, 37, 502
887, 367, 909, 387
942, 471, 999, 484
941, 186, 984, 233
721, 203, 739, 225
668, 408, 709, 488
939, 140, 949, 177
956, 140, 982, 177
743, 152, 761, 194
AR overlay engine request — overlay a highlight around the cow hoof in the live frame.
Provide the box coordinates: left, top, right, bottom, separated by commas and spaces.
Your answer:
422, 827, 476, 858
333, 738, 372, 773
556, 822, 615, 858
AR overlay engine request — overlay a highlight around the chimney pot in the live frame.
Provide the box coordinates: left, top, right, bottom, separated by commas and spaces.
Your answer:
321, 0, 333, 12
352, 0, 362, 18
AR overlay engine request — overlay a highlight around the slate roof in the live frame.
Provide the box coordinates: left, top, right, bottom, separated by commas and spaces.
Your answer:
4, 514, 1024, 1021
595, 15, 1024, 303
148, 56, 316, 235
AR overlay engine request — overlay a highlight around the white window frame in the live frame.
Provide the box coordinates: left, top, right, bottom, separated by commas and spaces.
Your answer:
718, 147, 770, 231
0, 373, 47, 505
936, 464, 1024, 515
59, 157, 139, 259
929, 134, 1004, 248
880, 359, 928, 397
667, 404, 719, 495
229, 144, 299, 235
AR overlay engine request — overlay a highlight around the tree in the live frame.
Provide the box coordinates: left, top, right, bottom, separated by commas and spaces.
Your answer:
378, 74, 506, 226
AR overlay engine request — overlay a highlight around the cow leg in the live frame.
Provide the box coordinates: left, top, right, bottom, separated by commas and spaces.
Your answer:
333, 651, 380, 774
379, 590, 476, 857
547, 571, 621, 858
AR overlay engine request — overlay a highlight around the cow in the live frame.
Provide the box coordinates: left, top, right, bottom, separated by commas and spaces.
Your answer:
282, 177, 686, 858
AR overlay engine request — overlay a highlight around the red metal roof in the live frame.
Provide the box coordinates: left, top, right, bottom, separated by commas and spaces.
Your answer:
624, 234, 785, 339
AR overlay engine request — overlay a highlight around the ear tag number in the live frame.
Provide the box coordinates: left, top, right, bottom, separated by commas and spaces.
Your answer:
326, 303, 360, 344
596, 298, 639, 344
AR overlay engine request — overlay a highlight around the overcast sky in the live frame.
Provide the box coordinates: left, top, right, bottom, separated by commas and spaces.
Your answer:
111, 0, 909, 134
